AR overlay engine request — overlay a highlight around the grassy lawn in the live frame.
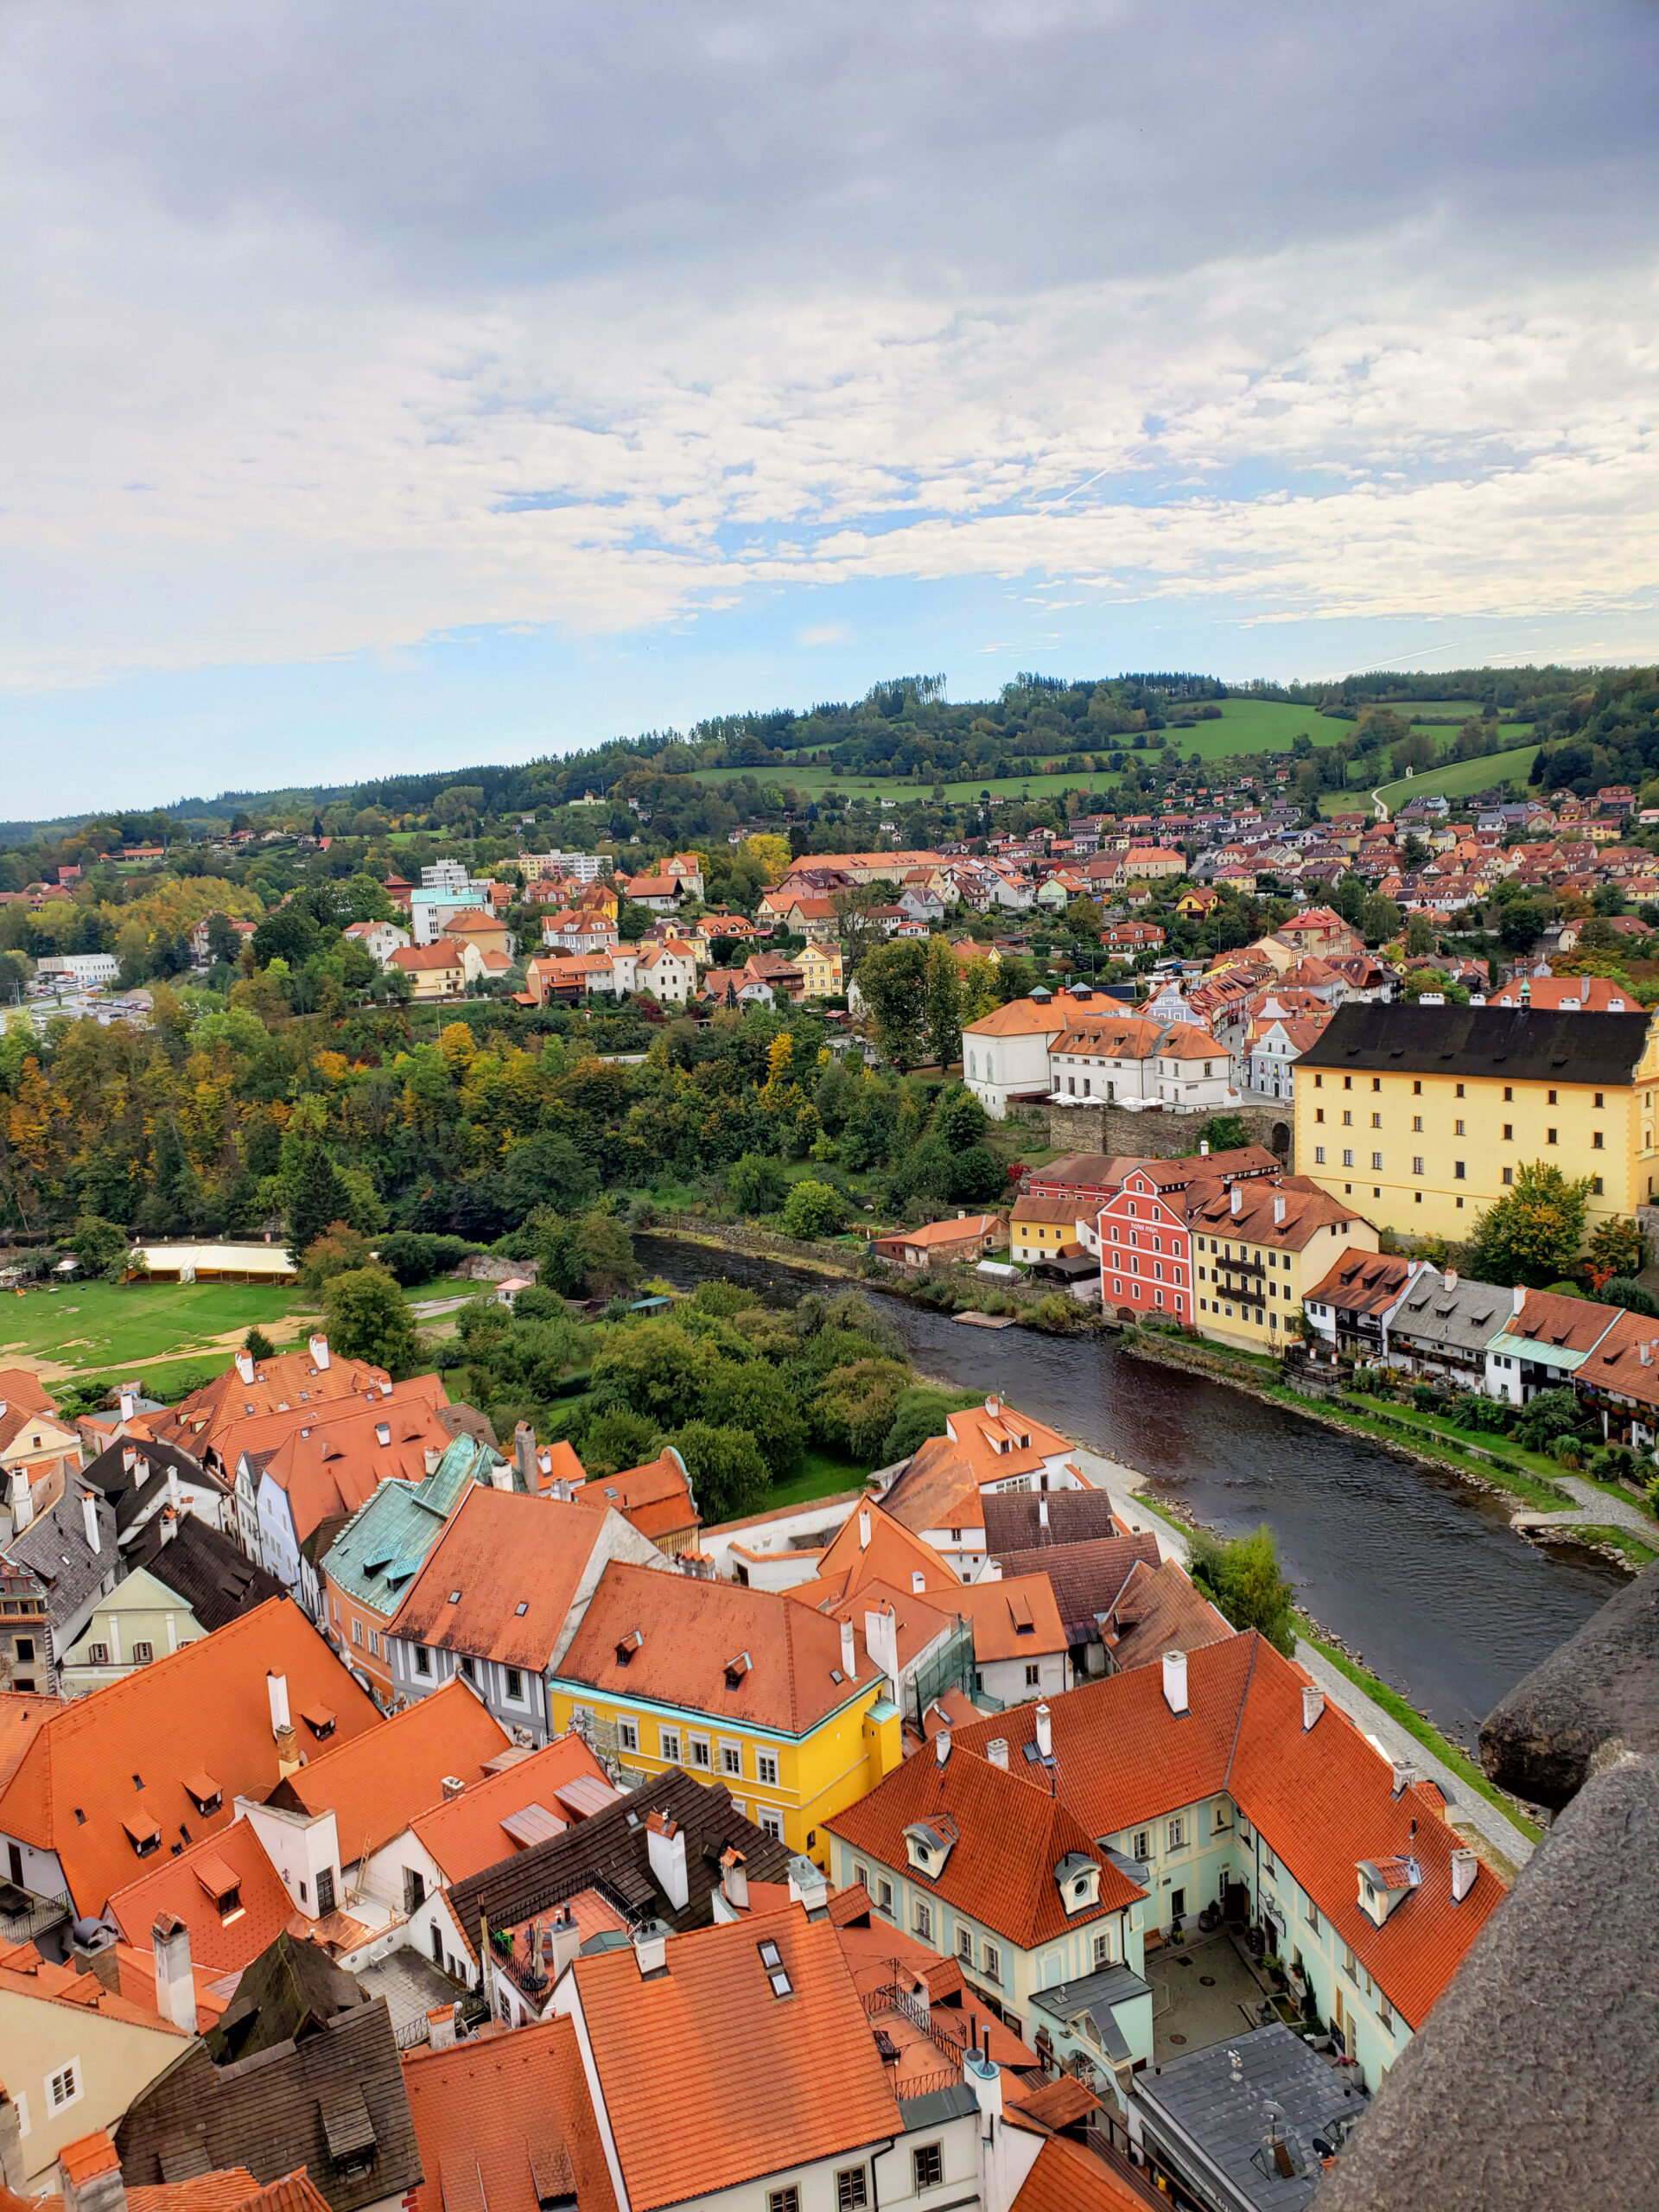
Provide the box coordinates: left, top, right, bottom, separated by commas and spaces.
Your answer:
1329, 1394, 1570, 1509
69, 1354, 230, 1407
0, 1279, 308, 1375
766, 1447, 875, 1512
1561, 1524, 1658, 1567
1324, 740, 1538, 817
1295, 1618, 1544, 1845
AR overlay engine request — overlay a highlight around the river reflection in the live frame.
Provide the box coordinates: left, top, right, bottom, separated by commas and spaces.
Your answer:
636, 1235, 1624, 1745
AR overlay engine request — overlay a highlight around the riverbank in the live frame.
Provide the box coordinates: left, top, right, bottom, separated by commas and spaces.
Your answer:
1119, 1325, 1659, 1575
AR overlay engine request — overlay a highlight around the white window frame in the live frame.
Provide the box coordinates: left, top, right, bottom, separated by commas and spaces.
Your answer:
1166, 1816, 1185, 1852
719, 1740, 743, 1777
757, 1807, 784, 1840
504, 1666, 524, 1703
913, 1900, 932, 1942
47, 2062, 82, 2116
982, 1941, 1001, 1984
659, 1727, 682, 1764
688, 1732, 712, 1770
756, 1750, 779, 1787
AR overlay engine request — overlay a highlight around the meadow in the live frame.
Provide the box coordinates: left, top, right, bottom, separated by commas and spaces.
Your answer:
0, 1278, 309, 1378
1339, 741, 1541, 819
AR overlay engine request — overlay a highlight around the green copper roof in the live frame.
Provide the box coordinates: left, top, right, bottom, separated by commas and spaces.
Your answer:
320, 1432, 501, 1615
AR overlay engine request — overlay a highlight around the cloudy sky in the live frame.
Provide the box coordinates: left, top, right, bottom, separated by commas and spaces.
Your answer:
4, 1, 1657, 813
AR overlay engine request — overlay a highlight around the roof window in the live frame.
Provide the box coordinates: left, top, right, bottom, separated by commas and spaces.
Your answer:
515, 1600, 529, 1616
615, 1628, 644, 1666
302, 1704, 337, 1739
124, 1814, 162, 1856
724, 1650, 753, 1689
757, 1937, 792, 1998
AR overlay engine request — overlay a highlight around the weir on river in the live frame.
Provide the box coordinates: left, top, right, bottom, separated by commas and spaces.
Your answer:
636, 1235, 1624, 1749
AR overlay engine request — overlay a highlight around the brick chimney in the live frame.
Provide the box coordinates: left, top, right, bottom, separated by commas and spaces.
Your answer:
786, 1854, 830, 1917
151, 1912, 196, 2035
57, 2132, 126, 2212
427, 2002, 459, 2050
268, 1671, 299, 1775
544, 1904, 582, 1985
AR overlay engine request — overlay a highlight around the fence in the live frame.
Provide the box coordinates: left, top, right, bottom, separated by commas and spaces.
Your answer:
0, 1889, 71, 1947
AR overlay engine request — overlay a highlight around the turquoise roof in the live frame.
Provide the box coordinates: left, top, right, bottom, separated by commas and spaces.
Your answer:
320, 1432, 501, 1616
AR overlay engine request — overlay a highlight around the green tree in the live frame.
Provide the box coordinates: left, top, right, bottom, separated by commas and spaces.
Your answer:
950, 1146, 1007, 1205
1404, 912, 1437, 957
1389, 730, 1438, 778
781, 1179, 847, 1239
1195, 1114, 1250, 1154
923, 935, 963, 1068
287, 1145, 353, 1261
701, 1362, 806, 1478
297, 1222, 376, 1297
1190, 1524, 1296, 1656
581, 1404, 660, 1476
812, 1357, 912, 1461
1588, 1215, 1649, 1283
321, 1265, 418, 1375
1359, 895, 1402, 946
1497, 900, 1547, 955
728, 1153, 789, 1215
243, 1326, 276, 1360
499, 1129, 600, 1220
591, 1323, 709, 1427
68, 1214, 130, 1280
879, 1385, 976, 1463
860, 941, 928, 1071
1466, 1160, 1593, 1288
664, 1421, 771, 1522
1599, 1277, 1659, 1316
206, 912, 245, 967
932, 1084, 988, 1153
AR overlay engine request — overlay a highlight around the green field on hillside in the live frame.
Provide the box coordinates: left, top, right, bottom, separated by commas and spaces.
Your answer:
1329, 741, 1540, 819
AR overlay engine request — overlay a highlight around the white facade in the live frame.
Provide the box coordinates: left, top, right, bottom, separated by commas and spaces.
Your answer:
35, 955, 118, 985
411, 887, 493, 944
962, 1027, 1056, 1120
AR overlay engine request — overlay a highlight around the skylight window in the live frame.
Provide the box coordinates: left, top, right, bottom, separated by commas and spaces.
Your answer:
757, 1938, 791, 1997
449, 1590, 461, 1604
515, 1600, 529, 1615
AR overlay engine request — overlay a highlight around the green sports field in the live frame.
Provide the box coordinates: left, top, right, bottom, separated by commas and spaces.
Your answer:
0, 1278, 310, 1377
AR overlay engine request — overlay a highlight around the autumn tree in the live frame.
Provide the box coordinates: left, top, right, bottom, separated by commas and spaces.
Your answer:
1465, 1160, 1593, 1288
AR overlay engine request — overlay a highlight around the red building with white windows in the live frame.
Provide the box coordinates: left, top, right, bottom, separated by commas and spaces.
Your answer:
1097, 1165, 1197, 1323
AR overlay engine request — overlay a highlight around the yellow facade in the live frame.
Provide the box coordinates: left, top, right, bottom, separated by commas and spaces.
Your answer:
543, 1676, 902, 1867
1192, 1212, 1380, 1352
797, 944, 843, 998
1292, 1035, 1659, 1240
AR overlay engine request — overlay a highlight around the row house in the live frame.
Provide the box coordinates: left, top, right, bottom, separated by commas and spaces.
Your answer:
878, 1397, 1099, 1582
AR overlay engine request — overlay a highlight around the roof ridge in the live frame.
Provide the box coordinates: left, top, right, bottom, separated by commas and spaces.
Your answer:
1220, 1630, 1260, 1793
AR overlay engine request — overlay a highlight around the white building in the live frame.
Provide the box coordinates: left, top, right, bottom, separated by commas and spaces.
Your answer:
342, 918, 411, 969
35, 954, 118, 985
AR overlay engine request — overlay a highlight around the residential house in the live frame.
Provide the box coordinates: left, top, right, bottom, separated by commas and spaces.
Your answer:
1301, 1252, 1427, 1359
568, 1449, 701, 1557
945, 1573, 1071, 1706
340, 920, 410, 969
965, 988, 1235, 1121
1244, 1014, 1332, 1103
982, 1527, 1160, 1667
1483, 1287, 1622, 1406
880, 1399, 1097, 1581
58, 1512, 287, 1694
1294, 1002, 1659, 1233
388, 944, 466, 1000
410, 885, 495, 944
0, 1597, 381, 1924
623, 873, 683, 913
1485, 975, 1642, 1014
1122, 845, 1184, 884
632, 940, 697, 1003
1090, 1557, 1232, 1679
540, 911, 619, 956
319, 1434, 505, 1707
0, 1484, 118, 1694
385, 1487, 671, 1744
79, 1438, 237, 1555
115, 1937, 421, 2212
1090, 1150, 1288, 1331
0, 1375, 82, 1503
1185, 1175, 1380, 1354
697, 967, 776, 1009
104, 1814, 302, 1980
873, 1216, 1005, 1270
1378, 1269, 1512, 1391
133, 1344, 392, 1484
798, 940, 845, 998
1008, 1193, 1085, 1265
545, 1562, 905, 1856
400, 2018, 617, 2212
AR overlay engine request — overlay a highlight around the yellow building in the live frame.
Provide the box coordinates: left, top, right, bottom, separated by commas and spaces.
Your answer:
797, 941, 844, 999
1294, 1003, 1659, 1240
1009, 1191, 1084, 1263
545, 1560, 902, 1866
1187, 1175, 1379, 1351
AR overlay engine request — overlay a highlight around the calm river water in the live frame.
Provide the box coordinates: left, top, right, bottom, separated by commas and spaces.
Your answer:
636, 1235, 1624, 1747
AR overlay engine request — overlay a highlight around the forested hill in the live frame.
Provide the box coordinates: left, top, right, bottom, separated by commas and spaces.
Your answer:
0, 663, 1625, 846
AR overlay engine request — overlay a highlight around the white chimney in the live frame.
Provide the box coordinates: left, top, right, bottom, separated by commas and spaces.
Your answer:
645, 1813, 689, 1913
1038, 1496, 1049, 1529
546, 1904, 582, 1982
986, 1738, 1008, 1770
720, 1847, 749, 1911
787, 1854, 830, 1915
1162, 1649, 1189, 1715
1445, 1269, 1459, 1289
441, 1775, 465, 1802
1230, 1184, 1243, 1217
1512, 1285, 1525, 1315
309, 1333, 330, 1371
1273, 1194, 1287, 1227
984, 1395, 1000, 1418
857, 1509, 871, 1550
1301, 1685, 1325, 1732
1451, 1847, 1478, 1904
981, 1558, 1002, 1581
81, 1494, 100, 1555
8, 1468, 32, 1535
863, 1604, 900, 1697
267, 1671, 291, 1733
427, 2002, 459, 2050
118, 1389, 137, 1422
935, 1729, 952, 1766
234, 1350, 255, 1385
165, 1469, 181, 1511
964, 2046, 1003, 2130
632, 1917, 670, 1977
839, 1619, 857, 1681
151, 1912, 196, 2034
1034, 1702, 1052, 1758
1199, 1140, 1210, 1156
1391, 1759, 1419, 1798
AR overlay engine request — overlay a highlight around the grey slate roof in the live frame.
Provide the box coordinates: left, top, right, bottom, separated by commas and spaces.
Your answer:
206, 1929, 368, 2064
1132, 2022, 1369, 2212
115, 1993, 420, 2212
1388, 1271, 1511, 1360
82, 1436, 216, 1517
1297, 1001, 1652, 1087
1029, 1961, 1151, 2065
448, 1765, 793, 1942
126, 1511, 288, 1631
4, 1485, 115, 1630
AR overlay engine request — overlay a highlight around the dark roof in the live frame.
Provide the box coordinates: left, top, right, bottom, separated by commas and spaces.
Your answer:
981, 1491, 1128, 1554
5, 1486, 115, 1626
991, 1534, 1161, 1643
82, 1437, 216, 1508
128, 1513, 289, 1632
1133, 2022, 1369, 2212
1297, 1001, 1652, 1086
206, 1931, 369, 2064
448, 1767, 792, 1944
116, 1993, 419, 2212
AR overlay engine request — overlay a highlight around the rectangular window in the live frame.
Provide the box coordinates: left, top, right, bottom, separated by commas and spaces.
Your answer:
1315, 1074, 1323, 1088
837, 2171, 869, 2212
1548, 1089, 1558, 1104
1503, 1123, 1513, 1141
1503, 1166, 1514, 1185
1307, 1899, 1321, 1932
1342, 1150, 1354, 1168
1166, 1816, 1185, 1851
1380, 1993, 1395, 2032
1025, 1662, 1040, 1687
769, 2190, 800, 2212
414, 1646, 432, 1677
957, 1925, 974, 1961
1413, 1080, 1422, 1094
505, 1667, 523, 1702
616, 1717, 639, 1752
130, 1641, 152, 1665
48, 2065, 78, 2113
1371, 1113, 1381, 1128
350, 1618, 364, 1647
1315, 1108, 1325, 1123
1592, 1176, 1605, 1196
1503, 1085, 1513, 1101
689, 1734, 712, 1770
1547, 1128, 1558, 1146
659, 1728, 682, 1764
913, 1901, 932, 1940
913, 2145, 944, 2191
1593, 1131, 1604, 1149
877, 1878, 893, 1915
1132, 1829, 1149, 1861
1344, 1946, 1358, 1980
756, 1751, 779, 1786
720, 1742, 742, 1776
1093, 1932, 1112, 1966
1453, 1160, 1465, 1179
1412, 1115, 1423, 1132
758, 1808, 784, 1840
86, 1643, 109, 1667
982, 1941, 1001, 1982
1342, 1109, 1352, 1126
1454, 1119, 1465, 1136
1314, 1147, 1325, 1165
1456, 1083, 1465, 1097
1371, 1153, 1382, 1171
1413, 1156, 1425, 1176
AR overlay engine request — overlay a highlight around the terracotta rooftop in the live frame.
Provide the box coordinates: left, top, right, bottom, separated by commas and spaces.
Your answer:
0, 1597, 380, 1917
250, 1385, 455, 1548
401, 2015, 617, 2212
1097, 1559, 1234, 1675
990, 1535, 1161, 1642
1304, 1249, 1417, 1317
137, 1350, 391, 1465
572, 1906, 901, 2212
407, 1732, 619, 1884
267, 1678, 511, 1861
812, 1500, 963, 1600
575, 1450, 700, 1542
106, 1815, 296, 1974
944, 1573, 1069, 1662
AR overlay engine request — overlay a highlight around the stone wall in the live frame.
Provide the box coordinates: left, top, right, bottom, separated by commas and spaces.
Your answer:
1042, 1098, 1293, 1165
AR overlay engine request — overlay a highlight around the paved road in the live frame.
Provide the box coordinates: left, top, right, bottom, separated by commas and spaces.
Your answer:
1512, 1475, 1659, 1544
1074, 1451, 1538, 1871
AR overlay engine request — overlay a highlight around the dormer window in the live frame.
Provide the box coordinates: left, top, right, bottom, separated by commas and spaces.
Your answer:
615, 1629, 644, 1666
302, 1704, 337, 1740
724, 1650, 752, 1689
124, 1814, 162, 1856
182, 1769, 222, 1816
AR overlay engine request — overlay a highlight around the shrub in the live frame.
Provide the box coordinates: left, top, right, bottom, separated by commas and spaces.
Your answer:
1190, 1524, 1297, 1656
781, 1180, 847, 1240
950, 1145, 1008, 1205
244, 1326, 276, 1360
691, 1281, 761, 1319
1599, 1277, 1658, 1317
374, 1231, 482, 1287
728, 1153, 789, 1216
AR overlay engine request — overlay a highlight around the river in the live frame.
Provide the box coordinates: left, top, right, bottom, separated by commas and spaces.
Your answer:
636, 1234, 1625, 1748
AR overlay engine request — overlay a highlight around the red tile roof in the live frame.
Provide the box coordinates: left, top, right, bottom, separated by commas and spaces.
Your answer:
572, 1907, 900, 2211
824, 1740, 1143, 1950
951, 1635, 1502, 2031
387, 1488, 621, 1669
812, 1501, 962, 1599
251, 1384, 454, 1546
1011, 2133, 1157, 2212
0, 1597, 381, 1916
556, 1563, 874, 1736
402, 2016, 618, 2212
944, 1574, 1068, 1662
105, 1815, 296, 1973
270, 1678, 511, 1860
130, 2171, 335, 2212
408, 1733, 618, 1884
575, 1451, 699, 1543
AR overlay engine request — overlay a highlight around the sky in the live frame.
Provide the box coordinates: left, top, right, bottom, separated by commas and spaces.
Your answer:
3, 0, 1658, 816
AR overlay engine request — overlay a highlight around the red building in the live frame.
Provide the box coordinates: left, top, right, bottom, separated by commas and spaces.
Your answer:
1097, 1166, 1195, 1324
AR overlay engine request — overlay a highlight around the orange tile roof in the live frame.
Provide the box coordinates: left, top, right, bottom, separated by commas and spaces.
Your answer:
1096, 1558, 1233, 1674
0, 1941, 186, 2037
573, 1906, 900, 2212
874, 1214, 1001, 1251
963, 998, 1070, 1039
575, 1451, 699, 1541
251, 1383, 454, 1545
952, 1635, 1501, 2031
403, 2015, 618, 2212
791, 1580, 954, 1675
106, 1815, 296, 1973
0, 1691, 67, 1791
137, 1349, 391, 1464
1011, 2133, 1154, 2212
112, 1939, 230, 2029
130, 2171, 334, 2212
0, 1596, 381, 1916
824, 1743, 1142, 1951
945, 1573, 1068, 1662
1181, 1173, 1366, 1252
271, 1678, 511, 1860
408, 1733, 618, 1883
387, 1488, 620, 1669
556, 1562, 874, 1736
813, 1501, 963, 1599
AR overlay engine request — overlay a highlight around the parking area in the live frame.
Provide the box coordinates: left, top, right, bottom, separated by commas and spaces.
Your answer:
1146, 1930, 1273, 2062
